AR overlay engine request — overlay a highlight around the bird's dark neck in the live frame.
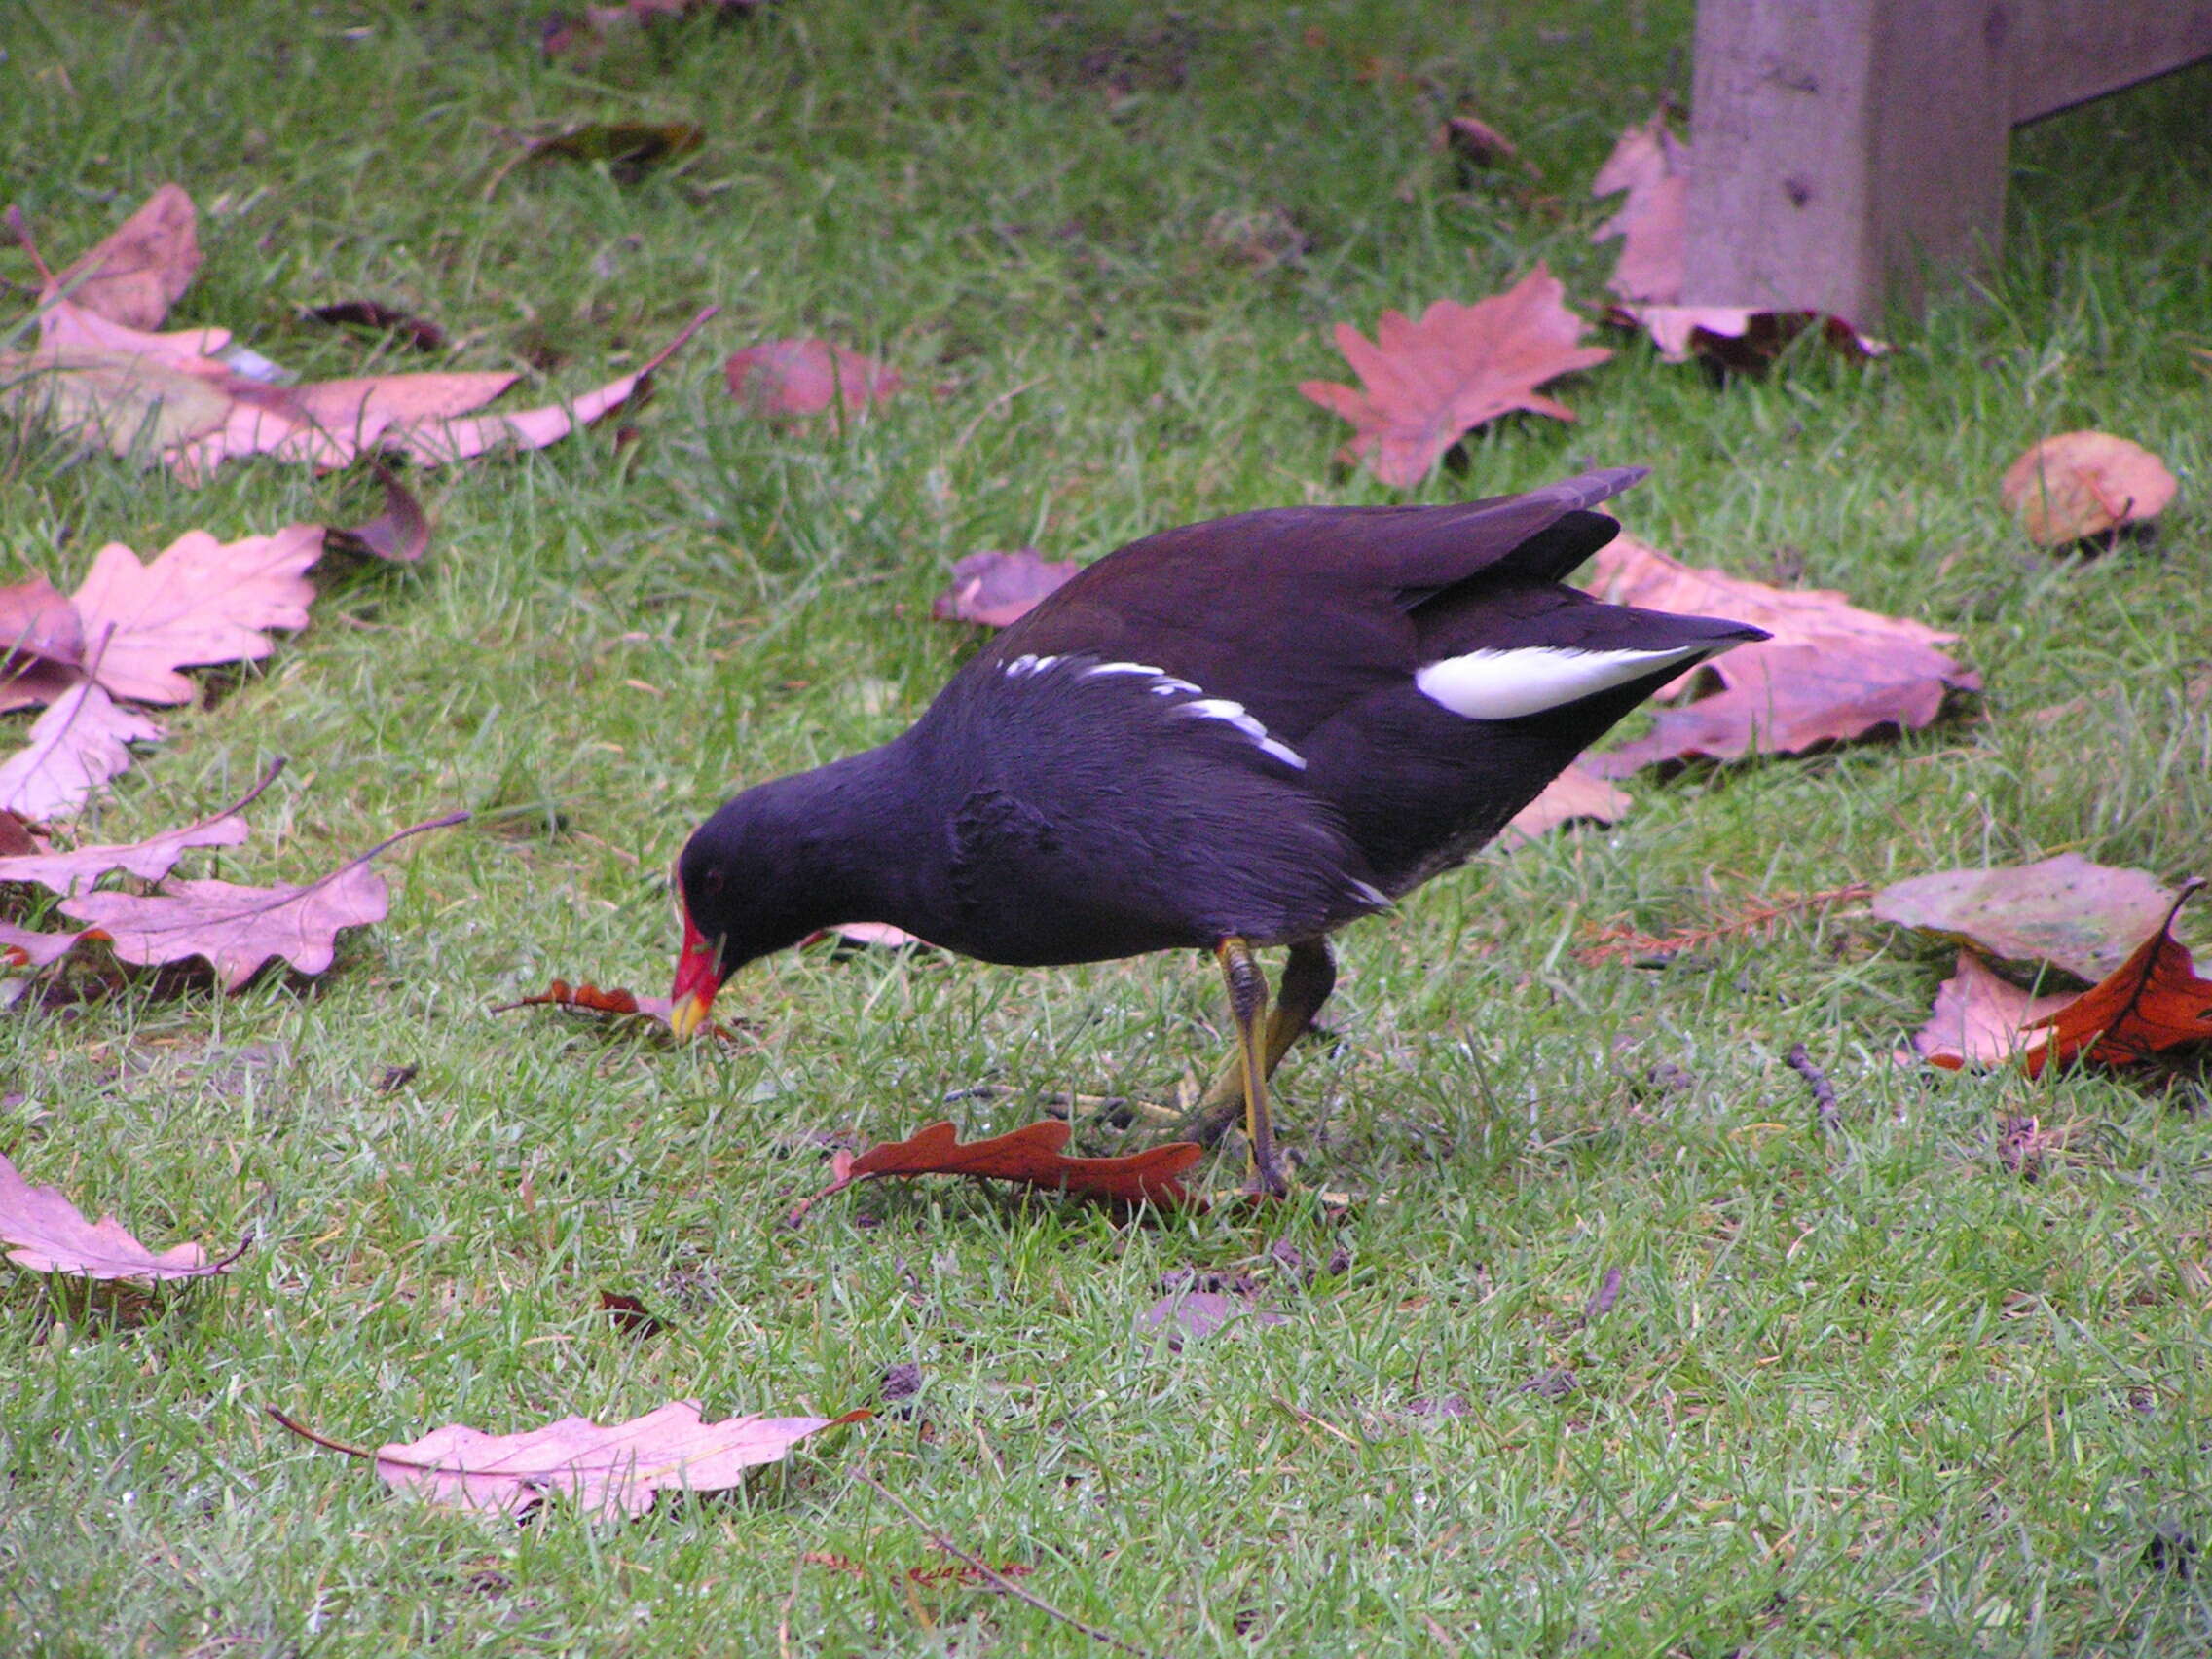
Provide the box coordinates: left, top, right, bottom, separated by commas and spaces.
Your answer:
742, 737, 942, 939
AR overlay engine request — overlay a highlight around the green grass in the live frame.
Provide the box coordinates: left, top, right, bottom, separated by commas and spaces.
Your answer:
3, 1, 2210, 1653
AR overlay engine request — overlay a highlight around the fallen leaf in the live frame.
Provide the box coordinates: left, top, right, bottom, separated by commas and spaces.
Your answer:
1874, 855, 2180, 982
0, 918, 100, 968
56, 811, 463, 989
0, 811, 38, 857
0, 759, 276, 898
39, 184, 202, 331
70, 523, 323, 705
725, 338, 902, 422
302, 300, 449, 353
1432, 114, 1517, 168
1916, 887, 2212, 1074
599, 1290, 669, 1340
1135, 1288, 1287, 1349
1581, 535, 1978, 774
1589, 112, 1885, 365
2000, 433, 2178, 545
929, 549, 1080, 629
1297, 263, 1610, 487
324, 467, 431, 563
788, 1119, 1202, 1222
1588, 112, 1685, 305
0, 574, 87, 713
0, 681, 166, 822
0, 1150, 246, 1282
523, 122, 705, 180
495, 977, 745, 1042
273, 1400, 869, 1521
1496, 761, 1632, 847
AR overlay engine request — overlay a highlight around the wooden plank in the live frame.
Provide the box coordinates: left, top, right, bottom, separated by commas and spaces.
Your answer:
1685, 0, 2212, 320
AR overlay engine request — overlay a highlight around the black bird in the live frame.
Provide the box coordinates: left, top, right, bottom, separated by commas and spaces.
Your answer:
670, 468, 1765, 1196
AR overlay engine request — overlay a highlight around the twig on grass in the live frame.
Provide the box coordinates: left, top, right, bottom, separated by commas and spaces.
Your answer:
850, 1466, 1161, 1659
1788, 1044, 1841, 1134
1269, 1394, 1362, 1448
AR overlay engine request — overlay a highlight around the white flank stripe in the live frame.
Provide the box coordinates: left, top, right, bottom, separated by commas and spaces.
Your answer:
1080, 660, 1167, 680
1414, 644, 1716, 720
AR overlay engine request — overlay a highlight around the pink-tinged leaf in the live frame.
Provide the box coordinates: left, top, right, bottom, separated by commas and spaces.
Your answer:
1581, 535, 1978, 774
0, 574, 86, 714
726, 338, 903, 421
0, 681, 166, 822
1588, 111, 1885, 367
273, 1401, 871, 1521
57, 812, 463, 989
43, 184, 203, 331
324, 468, 431, 564
70, 525, 323, 706
1588, 112, 1687, 305
0, 1151, 246, 1282
1496, 762, 1632, 848
789, 1119, 1202, 1223
2000, 432, 2178, 545
0, 759, 278, 898
389, 308, 715, 465
1874, 855, 2180, 983
0, 919, 96, 968
930, 549, 1081, 629
1912, 951, 2079, 1069
1297, 264, 1609, 487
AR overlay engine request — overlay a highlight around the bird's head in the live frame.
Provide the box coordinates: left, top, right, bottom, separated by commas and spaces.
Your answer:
665, 791, 825, 1039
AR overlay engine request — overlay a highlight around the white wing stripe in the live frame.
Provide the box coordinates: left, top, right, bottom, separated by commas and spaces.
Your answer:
1414, 644, 1715, 719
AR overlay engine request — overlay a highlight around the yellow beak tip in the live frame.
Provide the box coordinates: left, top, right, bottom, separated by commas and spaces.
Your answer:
666, 995, 711, 1040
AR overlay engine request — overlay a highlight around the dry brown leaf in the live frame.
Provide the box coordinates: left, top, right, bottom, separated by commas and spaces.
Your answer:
41, 184, 202, 331
1874, 855, 2179, 982
2000, 433, 2178, 545
55, 811, 462, 989
1496, 762, 1632, 848
1916, 887, 2212, 1074
1589, 113, 1885, 365
0, 681, 166, 823
1432, 114, 1517, 168
0, 760, 276, 898
1581, 535, 1978, 774
725, 338, 903, 422
1297, 263, 1609, 487
273, 1400, 868, 1521
0, 1150, 246, 1282
789, 1119, 1202, 1222
496, 977, 746, 1042
72, 524, 323, 705
324, 467, 432, 564
930, 549, 1081, 629
302, 300, 449, 353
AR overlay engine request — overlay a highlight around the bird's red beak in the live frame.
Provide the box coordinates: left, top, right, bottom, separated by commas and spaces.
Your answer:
667, 894, 726, 1040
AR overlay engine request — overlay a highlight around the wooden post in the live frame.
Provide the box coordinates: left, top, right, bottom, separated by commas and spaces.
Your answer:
1685, 0, 2212, 321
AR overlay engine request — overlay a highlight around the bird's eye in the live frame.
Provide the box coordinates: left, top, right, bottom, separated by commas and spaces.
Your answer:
697, 868, 725, 899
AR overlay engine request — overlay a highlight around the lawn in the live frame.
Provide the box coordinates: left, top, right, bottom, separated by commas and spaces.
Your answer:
3, 2, 2209, 1654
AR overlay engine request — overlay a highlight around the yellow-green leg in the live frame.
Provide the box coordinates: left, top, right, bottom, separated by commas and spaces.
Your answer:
1198, 938, 1336, 1196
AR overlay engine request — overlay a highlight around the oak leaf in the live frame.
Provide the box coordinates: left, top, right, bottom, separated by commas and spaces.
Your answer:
1874, 855, 2179, 982
1496, 762, 1632, 848
1589, 113, 1885, 366
0, 1151, 247, 1282
496, 977, 745, 1042
930, 549, 1080, 629
55, 812, 462, 989
3, 196, 715, 481
0, 919, 100, 968
323, 467, 432, 564
725, 338, 902, 422
1, 574, 87, 713
1581, 535, 1978, 774
41, 183, 202, 330
788, 1119, 1202, 1222
1914, 888, 2212, 1074
1299, 264, 1609, 486
71, 524, 323, 705
0, 682, 166, 823
2000, 433, 2177, 545
0, 761, 276, 898
272, 1401, 869, 1521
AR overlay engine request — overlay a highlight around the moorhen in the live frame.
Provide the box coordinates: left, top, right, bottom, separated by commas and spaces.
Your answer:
669, 468, 1765, 1196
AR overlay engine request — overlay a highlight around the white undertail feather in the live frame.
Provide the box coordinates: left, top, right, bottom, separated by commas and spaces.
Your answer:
1413, 642, 1731, 720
